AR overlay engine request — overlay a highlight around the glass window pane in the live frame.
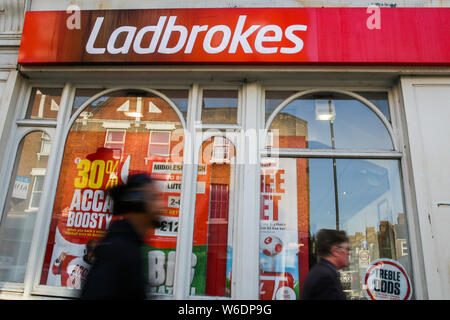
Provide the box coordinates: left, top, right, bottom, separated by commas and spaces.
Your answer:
335, 159, 412, 299
268, 92, 393, 150
29, 191, 42, 209
201, 90, 238, 124
355, 92, 391, 123
72, 89, 106, 116
150, 131, 170, 144
259, 157, 413, 300
40, 90, 184, 297
265, 91, 297, 121
308, 159, 337, 233
158, 89, 189, 121
191, 137, 235, 297
0, 131, 50, 283
269, 98, 331, 149
333, 98, 392, 150
148, 144, 170, 156
106, 131, 125, 143
41, 139, 51, 155
25, 88, 63, 120
33, 176, 45, 192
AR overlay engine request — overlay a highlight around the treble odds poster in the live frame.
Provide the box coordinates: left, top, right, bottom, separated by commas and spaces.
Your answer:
41, 146, 212, 295
259, 158, 308, 300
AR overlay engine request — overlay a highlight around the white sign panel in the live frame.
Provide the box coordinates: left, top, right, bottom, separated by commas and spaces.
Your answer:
12, 176, 30, 200
154, 216, 179, 237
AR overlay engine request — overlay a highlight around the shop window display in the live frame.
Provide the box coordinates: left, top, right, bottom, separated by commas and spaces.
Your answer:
260, 91, 413, 300
0, 131, 51, 283
39, 89, 185, 296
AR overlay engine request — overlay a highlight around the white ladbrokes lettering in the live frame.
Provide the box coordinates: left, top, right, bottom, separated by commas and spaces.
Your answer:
86, 15, 307, 55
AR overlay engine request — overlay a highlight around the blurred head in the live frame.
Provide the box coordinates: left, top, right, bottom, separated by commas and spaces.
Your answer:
316, 229, 350, 270
108, 173, 163, 230
84, 239, 98, 264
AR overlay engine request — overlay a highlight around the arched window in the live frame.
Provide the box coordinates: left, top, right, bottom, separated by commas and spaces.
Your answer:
266, 91, 393, 150
259, 91, 413, 300
39, 89, 186, 296
0, 131, 51, 283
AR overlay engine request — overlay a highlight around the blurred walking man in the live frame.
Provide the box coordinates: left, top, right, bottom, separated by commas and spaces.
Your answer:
80, 173, 162, 300
301, 229, 350, 300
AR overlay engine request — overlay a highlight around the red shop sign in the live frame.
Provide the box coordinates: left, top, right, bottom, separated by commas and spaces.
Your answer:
18, 8, 450, 66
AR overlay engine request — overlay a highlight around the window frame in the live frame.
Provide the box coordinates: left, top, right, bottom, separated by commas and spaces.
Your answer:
104, 128, 127, 159
196, 86, 243, 130
147, 130, 171, 157
37, 132, 51, 160
211, 136, 232, 164
27, 173, 46, 211
0, 125, 57, 294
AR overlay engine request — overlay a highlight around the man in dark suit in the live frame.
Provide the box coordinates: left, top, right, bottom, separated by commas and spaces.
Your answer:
301, 229, 350, 300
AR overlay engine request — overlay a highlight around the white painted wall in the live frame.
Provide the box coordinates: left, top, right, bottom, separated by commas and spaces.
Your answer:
401, 78, 450, 299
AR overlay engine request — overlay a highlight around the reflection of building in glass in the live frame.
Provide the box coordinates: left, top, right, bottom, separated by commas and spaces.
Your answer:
267, 95, 411, 299
68, 93, 184, 170
0, 131, 51, 282
344, 212, 410, 298
269, 112, 308, 149
195, 137, 236, 297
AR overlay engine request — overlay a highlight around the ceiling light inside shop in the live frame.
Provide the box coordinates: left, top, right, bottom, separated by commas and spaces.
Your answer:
315, 99, 336, 121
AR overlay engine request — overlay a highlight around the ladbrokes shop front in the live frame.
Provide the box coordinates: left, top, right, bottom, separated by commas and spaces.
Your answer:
0, 2, 449, 300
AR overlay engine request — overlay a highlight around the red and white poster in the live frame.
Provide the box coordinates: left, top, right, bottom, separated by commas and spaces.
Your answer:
363, 258, 412, 300
259, 158, 309, 300
41, 147, 213, 294
145, 160, 211, 295
43, 148, 129, 288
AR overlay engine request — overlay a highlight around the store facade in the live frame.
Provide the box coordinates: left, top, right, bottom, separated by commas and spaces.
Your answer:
0, 0, 449, 300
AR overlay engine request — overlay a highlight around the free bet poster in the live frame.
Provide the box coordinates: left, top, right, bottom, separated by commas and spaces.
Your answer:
260, 158, 309, 300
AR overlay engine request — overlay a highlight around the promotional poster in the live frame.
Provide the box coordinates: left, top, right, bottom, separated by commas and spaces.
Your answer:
259, 158, 309, 300
41, 143, 217, 296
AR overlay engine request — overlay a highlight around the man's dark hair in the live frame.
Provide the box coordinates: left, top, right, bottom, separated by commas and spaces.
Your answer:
108, 173, 153, 215
316, 229, 348, 258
